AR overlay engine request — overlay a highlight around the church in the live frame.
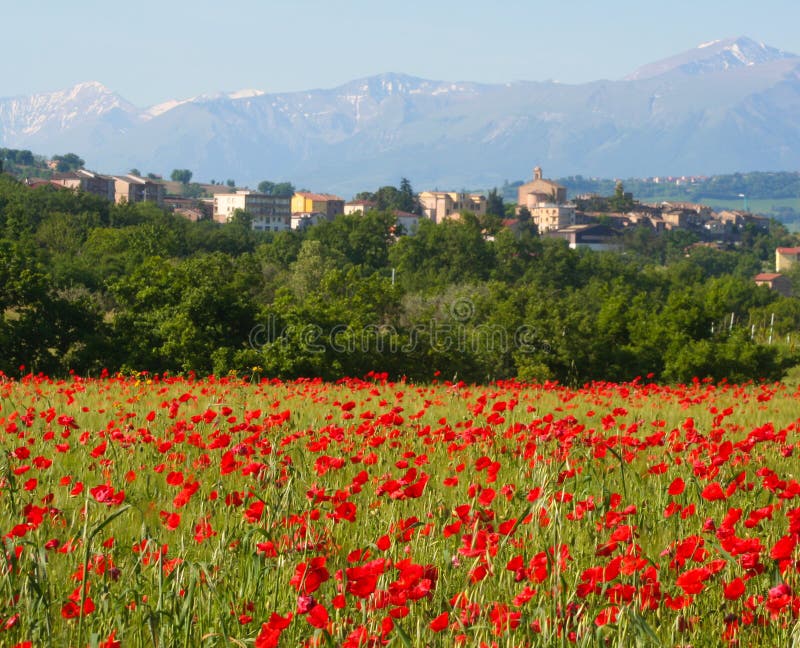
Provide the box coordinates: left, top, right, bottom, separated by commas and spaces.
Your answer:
517, 166, 567, 207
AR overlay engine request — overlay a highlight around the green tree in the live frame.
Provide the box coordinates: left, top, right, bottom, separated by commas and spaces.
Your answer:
170, 169, 193, 184
257, 180, 276, 195
608, 181, 634, 212
258, 180, 295, 197
486, 187, 505, 218
52, 153, 85, 172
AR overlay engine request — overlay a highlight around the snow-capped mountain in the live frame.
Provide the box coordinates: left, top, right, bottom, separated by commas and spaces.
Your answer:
0, 81, 139, 140
2, 37, 800, 194
625, 36, 797, 80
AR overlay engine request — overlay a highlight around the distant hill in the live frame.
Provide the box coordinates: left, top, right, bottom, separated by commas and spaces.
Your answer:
2, 36, 800, 195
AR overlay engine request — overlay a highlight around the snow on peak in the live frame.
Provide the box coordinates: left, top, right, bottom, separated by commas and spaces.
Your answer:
227, 89, 265, 99
625, 36, 798, 80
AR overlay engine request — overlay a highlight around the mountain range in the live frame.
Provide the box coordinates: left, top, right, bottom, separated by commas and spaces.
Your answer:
2, 36, 799, 195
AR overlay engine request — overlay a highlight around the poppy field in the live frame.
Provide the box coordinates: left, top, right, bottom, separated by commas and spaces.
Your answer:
2, 372, 800, 647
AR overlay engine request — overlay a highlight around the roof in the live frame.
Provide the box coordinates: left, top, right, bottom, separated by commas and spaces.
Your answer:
295, 192, 343, 201
776, 247, 800, 254
113, 174, 148, 185
520, 177, 565, 190
755, 273, 784, 281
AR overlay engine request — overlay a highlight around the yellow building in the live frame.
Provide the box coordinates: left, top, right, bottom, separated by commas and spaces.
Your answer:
776, 247, 800, 272
291, 192, 345, 219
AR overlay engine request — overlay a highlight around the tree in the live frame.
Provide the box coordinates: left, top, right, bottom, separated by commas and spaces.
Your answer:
170, 169, 193, 184
259, 181, 295, 197
226, 179, 236, 188
52, 153, 85, 173
486, 188, 505, 218
258, 180, 276, 195
608, 181, 634, 213
398, 177, 419, 214
273, 182, 295, 198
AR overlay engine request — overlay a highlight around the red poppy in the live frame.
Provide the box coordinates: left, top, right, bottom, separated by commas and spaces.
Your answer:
430, 611, 449, 632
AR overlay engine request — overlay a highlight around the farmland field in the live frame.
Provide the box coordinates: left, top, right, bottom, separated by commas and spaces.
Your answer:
2, 373, 800, 647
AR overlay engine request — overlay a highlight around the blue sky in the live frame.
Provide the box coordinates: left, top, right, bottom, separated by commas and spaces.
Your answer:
4, 0, 799, 106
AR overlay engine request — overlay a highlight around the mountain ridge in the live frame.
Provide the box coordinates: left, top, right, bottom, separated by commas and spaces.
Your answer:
2, 37, 800, 195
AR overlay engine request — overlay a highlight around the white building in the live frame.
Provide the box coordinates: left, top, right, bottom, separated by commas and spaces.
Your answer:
213, 191, 291, 231
529, 203, 576, 233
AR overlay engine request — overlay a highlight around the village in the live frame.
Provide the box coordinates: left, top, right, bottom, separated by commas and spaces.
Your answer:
15, 160, 798, 295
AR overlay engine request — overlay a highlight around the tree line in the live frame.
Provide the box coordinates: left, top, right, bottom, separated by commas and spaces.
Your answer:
1, 173, 800, 384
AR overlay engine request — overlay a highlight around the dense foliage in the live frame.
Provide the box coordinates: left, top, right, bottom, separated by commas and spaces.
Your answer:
1, 174, 800, 383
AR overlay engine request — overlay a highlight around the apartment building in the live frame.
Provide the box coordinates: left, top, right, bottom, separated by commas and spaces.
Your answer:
113, 174, 165, 206
51, 169, 115, 201
213, 191, 291, 231
529, 203, 577, 232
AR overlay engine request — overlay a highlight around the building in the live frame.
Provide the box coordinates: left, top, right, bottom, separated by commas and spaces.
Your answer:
418, 191, 487, 224
529, 204, 577, 233
517, 166, 567, 207
755, 273, 792, 297
51, 169, 115, 201
113, 174, 165, 206
776, 247, 800, 272
213, 191, 291, 231
291, 192, 345, 219
163, 197, 213, 222
291, 212, 328, 230
344, 200, 377, 215
546, 224, 622, 251
394, 210, 420, 236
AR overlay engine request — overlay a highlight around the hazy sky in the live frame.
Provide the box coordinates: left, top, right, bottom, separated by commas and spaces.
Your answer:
4, 0, 799, 106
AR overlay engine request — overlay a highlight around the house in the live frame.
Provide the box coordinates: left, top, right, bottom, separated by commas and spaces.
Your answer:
418, 191, 487, 224
51, 169, 115, 201
754, 273, 792, 297
113, 174, 165, 206
163, 197, 212, 222
517, 166, 567, 207
776, 247, 800, 272
213, 190, 291, 231
545, 224, 622, 251
291, 192, 344, 219
716, 210, 746, 228
394, 210, 420, 236
344, 200, 377, 215
291, 212, 328, 230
